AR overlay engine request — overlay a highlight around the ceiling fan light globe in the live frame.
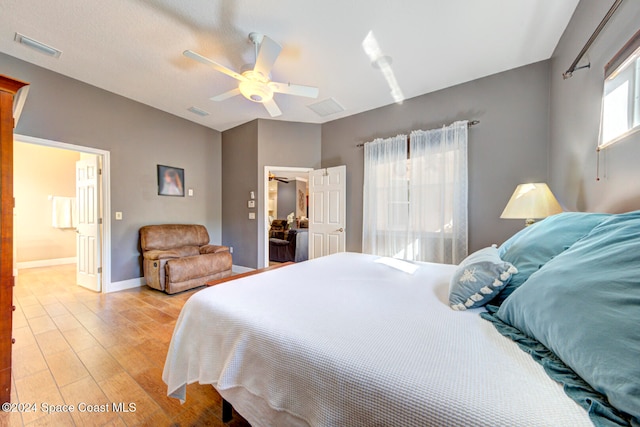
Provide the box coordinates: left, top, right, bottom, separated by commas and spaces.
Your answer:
239, 80, 273, 103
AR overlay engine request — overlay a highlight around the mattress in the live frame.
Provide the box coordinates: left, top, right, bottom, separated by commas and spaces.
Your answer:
163, 252, 591, 426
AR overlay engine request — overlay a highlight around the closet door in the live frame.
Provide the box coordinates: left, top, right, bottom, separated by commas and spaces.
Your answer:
0, 75, 29, 404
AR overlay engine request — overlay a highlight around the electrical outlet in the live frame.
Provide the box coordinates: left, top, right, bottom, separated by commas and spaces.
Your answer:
249, 212, 256, 220
248, 200, 255, 208
115, 212, 123, 220
188, 188, 194, 197
229, 246, 233, 254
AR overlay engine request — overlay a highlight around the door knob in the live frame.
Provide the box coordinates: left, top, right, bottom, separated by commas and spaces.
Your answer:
335, 227, 344, 232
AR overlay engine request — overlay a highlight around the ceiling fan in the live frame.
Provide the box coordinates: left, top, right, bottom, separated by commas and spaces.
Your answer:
184, 33, 319, 117
268, 173, 290, 184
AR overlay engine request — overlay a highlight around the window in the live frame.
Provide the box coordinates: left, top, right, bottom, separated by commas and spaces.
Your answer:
373, 153, 458, 234
600, 33, 640, 149
362, 122, 468, 264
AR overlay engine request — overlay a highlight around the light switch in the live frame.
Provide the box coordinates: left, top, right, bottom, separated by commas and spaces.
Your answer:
115, 212, 123, 220
250, 191, 255, 200
188, 188, 194, 197
249, 212, 256, 220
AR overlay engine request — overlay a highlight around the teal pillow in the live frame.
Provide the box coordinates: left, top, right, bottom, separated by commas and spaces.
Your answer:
495, 211, 610, 305
448, 246, 517, 311
494, 211, 640, 425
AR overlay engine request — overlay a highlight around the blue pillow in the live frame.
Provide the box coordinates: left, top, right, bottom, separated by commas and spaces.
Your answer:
494, 211, 640, 425
494, 211, 610, 305
448, 246, 517, 311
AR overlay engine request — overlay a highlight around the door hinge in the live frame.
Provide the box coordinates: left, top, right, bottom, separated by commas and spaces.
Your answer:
98, 218, 103, 224
99, 168, 102, 175
98, 267, 102, 274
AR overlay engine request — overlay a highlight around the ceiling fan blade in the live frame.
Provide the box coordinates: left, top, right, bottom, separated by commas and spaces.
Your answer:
254, 36, 282, 78
210, 88, 241, 102
263, 99, 282, 117
269, 82, 319, 99
183, 50, 245, 81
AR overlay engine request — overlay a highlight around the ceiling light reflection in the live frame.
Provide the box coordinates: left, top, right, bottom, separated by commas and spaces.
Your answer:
362, 31, 405, 104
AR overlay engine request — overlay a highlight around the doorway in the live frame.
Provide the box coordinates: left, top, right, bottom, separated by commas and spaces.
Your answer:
264, 166, 313, 267
14, 134, 111, 292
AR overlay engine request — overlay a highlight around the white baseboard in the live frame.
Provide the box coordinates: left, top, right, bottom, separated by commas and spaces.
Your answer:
232, 265, 255, 274
108, 277, 145, 293
17, 257, 77, 270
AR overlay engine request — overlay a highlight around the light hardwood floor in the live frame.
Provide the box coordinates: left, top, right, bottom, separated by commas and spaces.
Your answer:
3, 264, 251, 426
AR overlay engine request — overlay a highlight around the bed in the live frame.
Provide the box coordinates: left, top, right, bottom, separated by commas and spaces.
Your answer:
163, 211, 640, 427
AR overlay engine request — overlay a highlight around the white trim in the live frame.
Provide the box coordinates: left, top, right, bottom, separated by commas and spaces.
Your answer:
17, 257, 77, 269
13, 86, 29, 126
232, 265, 255, 274
14, 134, 112, 293
263, 166, 313, 268
109, 277, 145, 293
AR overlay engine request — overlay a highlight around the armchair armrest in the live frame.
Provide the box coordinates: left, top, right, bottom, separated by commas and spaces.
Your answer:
143, 249, 181, 261
200, 245, 230, 254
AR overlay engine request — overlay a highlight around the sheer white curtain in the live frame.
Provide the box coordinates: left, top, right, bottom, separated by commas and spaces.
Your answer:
408, 121, 468, 264
362, 135, 409, 258
362, 121, 468, 264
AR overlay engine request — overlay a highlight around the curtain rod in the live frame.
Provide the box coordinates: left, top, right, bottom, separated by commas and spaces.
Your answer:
563, 0, 624, 79
356, 119, 479, 148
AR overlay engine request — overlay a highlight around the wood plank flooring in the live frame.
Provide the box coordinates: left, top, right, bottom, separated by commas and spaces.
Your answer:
2, 264, 251, 426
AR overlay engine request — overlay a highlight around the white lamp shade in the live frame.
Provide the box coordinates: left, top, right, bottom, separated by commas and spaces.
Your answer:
500, 183, 563, 220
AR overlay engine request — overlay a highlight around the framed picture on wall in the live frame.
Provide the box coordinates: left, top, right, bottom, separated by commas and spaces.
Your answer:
157, 165, 185, 197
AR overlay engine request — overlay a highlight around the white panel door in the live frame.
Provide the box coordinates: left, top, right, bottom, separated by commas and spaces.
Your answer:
309, 165, 346, 259
76, 157, 101, 291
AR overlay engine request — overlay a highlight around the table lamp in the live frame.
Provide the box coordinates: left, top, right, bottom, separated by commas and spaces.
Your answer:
500, 183, 563, 226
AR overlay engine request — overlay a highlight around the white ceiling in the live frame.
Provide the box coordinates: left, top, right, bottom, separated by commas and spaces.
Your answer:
0, 0, 579, 132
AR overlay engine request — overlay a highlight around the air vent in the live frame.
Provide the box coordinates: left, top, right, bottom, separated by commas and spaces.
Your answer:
307, 98, 345, 117
187, 106, 210, 117
14, 33, 62, 58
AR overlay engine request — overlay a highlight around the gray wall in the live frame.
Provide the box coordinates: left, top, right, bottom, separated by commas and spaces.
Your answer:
321, 61, 551, 253
2, 52, 222, 283
549, 0, 640, 213
257, 120, 321, 268
222, 119, 321, 269
276, 181, 296, 220
221, 120, 259, 268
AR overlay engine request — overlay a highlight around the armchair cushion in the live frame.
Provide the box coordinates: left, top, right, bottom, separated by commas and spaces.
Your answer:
200, 244, 229, 254
166, 252, 232, 284
140, 224, 210, 251
143, 246, 200, 260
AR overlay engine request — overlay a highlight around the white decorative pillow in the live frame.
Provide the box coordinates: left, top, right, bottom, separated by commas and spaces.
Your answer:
449, 245, 517, 311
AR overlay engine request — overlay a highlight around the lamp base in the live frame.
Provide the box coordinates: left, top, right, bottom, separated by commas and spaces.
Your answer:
525, 218, 536, 227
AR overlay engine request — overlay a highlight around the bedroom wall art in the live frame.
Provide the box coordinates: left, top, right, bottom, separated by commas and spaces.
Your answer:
158, 164, 185, 197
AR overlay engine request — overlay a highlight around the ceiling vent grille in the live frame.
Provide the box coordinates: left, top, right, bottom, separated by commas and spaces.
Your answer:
14, 33, 62, 58
187, 106, 210, 117
307, 98, 345, 117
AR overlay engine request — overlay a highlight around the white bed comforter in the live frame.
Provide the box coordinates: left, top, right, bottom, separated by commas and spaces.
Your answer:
163, 252, 591, 426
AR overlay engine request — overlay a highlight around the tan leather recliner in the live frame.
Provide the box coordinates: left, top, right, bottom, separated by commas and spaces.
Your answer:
140, 224, 232, 294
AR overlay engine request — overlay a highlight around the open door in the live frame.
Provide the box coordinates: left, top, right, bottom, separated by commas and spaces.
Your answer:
309, 165, 346, 259
76, 156, 101, 291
